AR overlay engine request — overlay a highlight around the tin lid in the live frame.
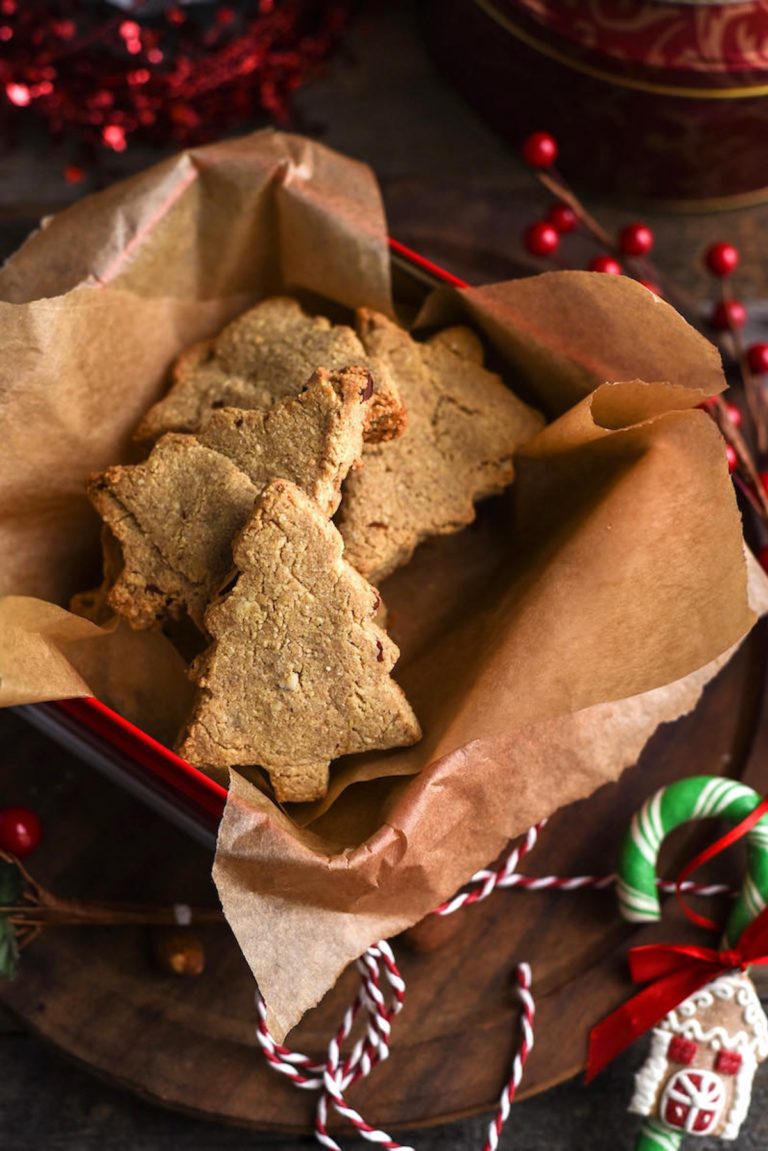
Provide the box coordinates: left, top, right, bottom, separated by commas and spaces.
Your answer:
496, 0, 768, 75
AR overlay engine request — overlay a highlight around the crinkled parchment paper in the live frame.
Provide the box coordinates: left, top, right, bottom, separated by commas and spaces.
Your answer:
0, 131, 760, 1039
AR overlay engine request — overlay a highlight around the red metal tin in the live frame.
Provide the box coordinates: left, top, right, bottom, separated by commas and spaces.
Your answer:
424, 0, 768, 201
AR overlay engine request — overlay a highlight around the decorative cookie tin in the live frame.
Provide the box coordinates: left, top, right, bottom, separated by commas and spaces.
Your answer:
425, 0, 768, 201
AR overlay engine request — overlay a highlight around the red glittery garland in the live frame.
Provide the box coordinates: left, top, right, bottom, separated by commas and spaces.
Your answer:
0, 0, 356, 159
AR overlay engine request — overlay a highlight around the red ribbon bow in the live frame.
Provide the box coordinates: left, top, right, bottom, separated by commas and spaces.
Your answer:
586, 910, 768, 1081
586, 793, 768, 1083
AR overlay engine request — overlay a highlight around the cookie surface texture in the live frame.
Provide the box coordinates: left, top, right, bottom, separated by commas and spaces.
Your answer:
177, 479, 421, 803
88, 367, 372, 630
134, 296, 405, 445
337, 310, 545, 582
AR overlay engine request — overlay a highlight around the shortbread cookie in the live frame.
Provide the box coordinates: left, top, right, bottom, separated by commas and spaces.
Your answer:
337, 311, 545, 582
177, 479, 421, 803
134, 296, 406, 445
89, 439, 256, 631
89, 367, 373, 631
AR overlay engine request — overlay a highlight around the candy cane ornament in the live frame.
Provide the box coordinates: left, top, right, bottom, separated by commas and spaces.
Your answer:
616, 776, 768, 1151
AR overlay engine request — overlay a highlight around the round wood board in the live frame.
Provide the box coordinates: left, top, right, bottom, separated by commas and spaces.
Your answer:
1, 626, 767, 1133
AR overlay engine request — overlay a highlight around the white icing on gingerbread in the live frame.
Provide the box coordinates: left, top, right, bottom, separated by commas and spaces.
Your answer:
630, 1029, 671, 1117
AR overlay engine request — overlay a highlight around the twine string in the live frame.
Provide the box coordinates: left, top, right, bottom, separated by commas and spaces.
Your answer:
255, 819, 737, 1150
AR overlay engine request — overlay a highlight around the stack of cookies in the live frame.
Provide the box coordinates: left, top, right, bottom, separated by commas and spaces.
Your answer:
82, 297, 544, 803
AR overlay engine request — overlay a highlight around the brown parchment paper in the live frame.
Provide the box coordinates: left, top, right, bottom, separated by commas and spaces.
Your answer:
0, 130, 760, 1040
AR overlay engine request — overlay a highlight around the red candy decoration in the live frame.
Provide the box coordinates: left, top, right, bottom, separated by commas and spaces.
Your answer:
759, 544, 768, 573
726, 443, 738, 472
524, 221, 559, 257
547, 202, 577, 234
638, 279, 662, 297
0, 806, 41, 857
715, 1049, 742, 1076
668, 1036, 697, 1066
711, 300, 747, 331
619, 223, 654, 257
747, 343, 768, 374
589, 255, 622, 276
522, 131, 558, 168
705, 242, 740, 277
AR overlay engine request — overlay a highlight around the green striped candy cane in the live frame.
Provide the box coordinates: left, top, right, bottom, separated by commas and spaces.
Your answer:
634, 1118, 687, 1151
617, 775, 768, 947
618, 777, 768, 1151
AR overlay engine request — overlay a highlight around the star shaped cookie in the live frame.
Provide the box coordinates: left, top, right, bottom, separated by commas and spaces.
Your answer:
337, 310, 545, 582
134, 296, 405, 446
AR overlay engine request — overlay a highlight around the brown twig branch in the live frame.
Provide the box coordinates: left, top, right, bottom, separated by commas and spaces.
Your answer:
0, 850, 225, 942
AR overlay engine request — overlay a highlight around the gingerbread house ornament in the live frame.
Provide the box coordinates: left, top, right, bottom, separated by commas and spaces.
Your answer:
630, 970, 768, 1142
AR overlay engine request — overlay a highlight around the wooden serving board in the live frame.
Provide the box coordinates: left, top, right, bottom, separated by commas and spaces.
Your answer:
0, 625, 766, 1132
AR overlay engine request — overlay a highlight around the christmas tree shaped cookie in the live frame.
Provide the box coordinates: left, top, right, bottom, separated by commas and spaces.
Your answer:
134, 296, 405, 445
337, 309, 545, 582
177, 479, 421, 802
89, 366, 374, 630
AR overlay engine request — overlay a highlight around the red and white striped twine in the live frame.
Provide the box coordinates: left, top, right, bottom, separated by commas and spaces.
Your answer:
255, 816, 735, 1150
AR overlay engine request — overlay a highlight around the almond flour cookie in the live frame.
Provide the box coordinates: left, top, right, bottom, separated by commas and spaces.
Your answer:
134, 296, 405, 445
177, 479, 421, 803
337, 310, 545, 582
89, 367, 373, 631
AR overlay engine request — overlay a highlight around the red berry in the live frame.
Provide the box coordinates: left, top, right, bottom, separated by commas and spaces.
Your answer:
759, 472, 768, 497
705, 242, 740, 277
524, 221, 559, 257
711, 299, 747, 331
637, 279, 662, 297
747, 343, 768, 374
589, 255, 622, 275
619, 222, 654, 257
0, 806, 41, 857
522, 131, 558, 168
723, 400, 742, 428
726, 443, 738, 472
547, 202, 577, 233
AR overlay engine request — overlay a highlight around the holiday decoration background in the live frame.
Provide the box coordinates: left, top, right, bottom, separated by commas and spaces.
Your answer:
0, 0, 356, 157
3, 2, 768, 1149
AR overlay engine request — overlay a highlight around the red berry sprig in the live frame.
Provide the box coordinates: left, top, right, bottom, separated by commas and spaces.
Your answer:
521, 131, 558, 169
519, 130, 768, 565
702, 241, 768, 466
0, 807, 41, 857
588, 255, 622, 276
724, 401, 742, 429
520, 133, 665, 284
619, 223, 654, 258
711, 299, 747, 332
705, 242, 740, 278
547, 203, 577, 234
747, 343, 768, 375
524, 221, 560, 258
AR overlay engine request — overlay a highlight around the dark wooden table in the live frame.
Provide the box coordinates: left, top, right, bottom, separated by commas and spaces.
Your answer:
3, 3, 768, 1149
